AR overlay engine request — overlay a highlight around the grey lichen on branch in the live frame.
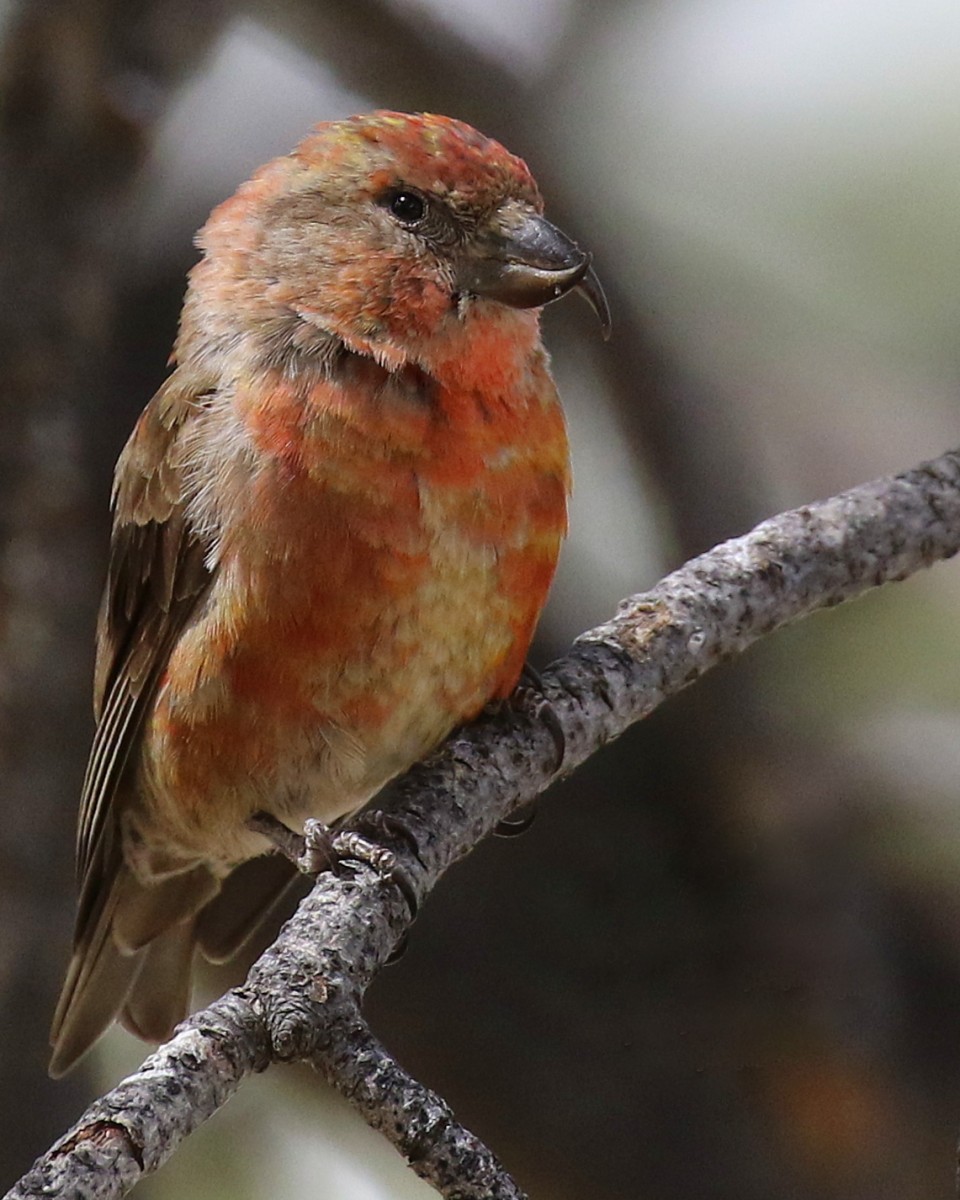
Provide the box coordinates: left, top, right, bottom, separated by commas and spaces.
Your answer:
8, 448, 960, 1200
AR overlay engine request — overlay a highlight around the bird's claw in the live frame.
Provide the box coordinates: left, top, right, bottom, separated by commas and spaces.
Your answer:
346, 812, 422, 919
494, 802, 538, 838
353, 809, 426, 869
490, 669, 564, 839
534, 697, 566, 771
519, 662, 545, 691
318, 824, 397, 877
511, 671, 566, 774
248, 810, 418, 919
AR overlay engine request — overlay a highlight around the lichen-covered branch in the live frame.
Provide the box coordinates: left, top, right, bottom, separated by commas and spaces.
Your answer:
8, 448, 960, 1200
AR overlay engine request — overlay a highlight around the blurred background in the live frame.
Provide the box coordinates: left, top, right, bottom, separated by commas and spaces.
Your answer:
4, 1, 960, 1196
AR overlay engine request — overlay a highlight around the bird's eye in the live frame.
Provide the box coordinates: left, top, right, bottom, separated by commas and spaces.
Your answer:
386, 190, 426, 226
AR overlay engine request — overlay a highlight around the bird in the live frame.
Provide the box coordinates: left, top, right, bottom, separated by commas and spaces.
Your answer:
49, 110, 609, 1077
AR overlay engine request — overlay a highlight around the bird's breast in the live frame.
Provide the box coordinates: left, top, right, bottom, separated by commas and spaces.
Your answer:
141, 353, 568, 855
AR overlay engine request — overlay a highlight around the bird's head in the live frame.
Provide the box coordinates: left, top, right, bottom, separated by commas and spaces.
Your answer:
184, 111, 608, 373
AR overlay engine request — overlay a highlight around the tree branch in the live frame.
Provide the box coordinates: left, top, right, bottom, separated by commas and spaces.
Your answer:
9, 448, 960, 1200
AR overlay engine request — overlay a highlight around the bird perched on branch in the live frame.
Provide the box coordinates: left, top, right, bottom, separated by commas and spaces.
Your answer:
49, 110, 609, 1076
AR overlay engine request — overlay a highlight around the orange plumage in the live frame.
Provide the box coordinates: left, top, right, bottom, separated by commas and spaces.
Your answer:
50, 111, 608, 1076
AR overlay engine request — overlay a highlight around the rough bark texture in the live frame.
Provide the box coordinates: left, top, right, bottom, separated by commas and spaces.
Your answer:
7, 448, 960, 1200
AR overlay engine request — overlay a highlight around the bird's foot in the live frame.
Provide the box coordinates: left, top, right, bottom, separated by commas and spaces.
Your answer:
490, 664, 564, 839
494, 802, 538, 838
513, 664, 567, 768
312, 823, 397, 877
518, 661, 545, 692
348, 809, 423, 918
248, 810, 306, 863
247, 810, 419, 919
353, 809, 425, 868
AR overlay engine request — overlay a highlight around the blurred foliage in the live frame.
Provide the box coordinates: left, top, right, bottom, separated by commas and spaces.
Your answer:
4, 1, 960, 1198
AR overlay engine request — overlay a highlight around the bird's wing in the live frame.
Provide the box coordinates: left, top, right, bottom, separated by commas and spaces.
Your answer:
74, 372, 216, 920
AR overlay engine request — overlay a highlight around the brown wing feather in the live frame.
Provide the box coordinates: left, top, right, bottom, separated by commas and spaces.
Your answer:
50, 372, 217, 1075
76, 375, 214, 892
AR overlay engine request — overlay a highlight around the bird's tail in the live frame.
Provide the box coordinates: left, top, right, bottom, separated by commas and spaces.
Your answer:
49, 852, 298, 1077
48, 860, 218, 1078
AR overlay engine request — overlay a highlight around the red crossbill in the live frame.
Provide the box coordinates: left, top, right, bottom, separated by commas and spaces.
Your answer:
49, 110, 608, 1077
